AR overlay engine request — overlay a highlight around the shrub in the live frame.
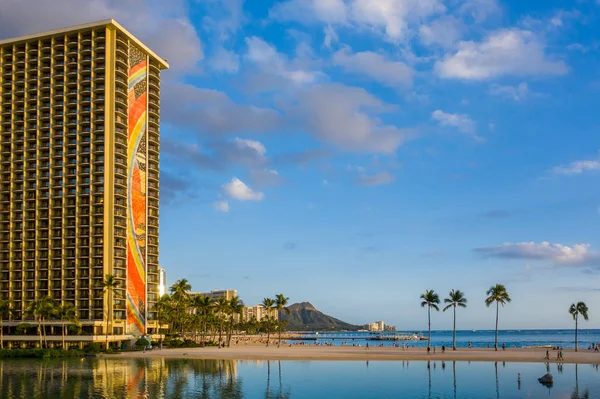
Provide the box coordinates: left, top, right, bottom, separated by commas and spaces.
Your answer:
83, 343, 102, 354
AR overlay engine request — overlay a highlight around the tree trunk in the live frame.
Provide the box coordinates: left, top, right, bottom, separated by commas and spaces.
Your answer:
218, 320, 223, 345
494, 301, 499, 351
278, 322, 282, 348
0, 319, 3, 349
453, 305, 457, 350
62, 321, 66, 349
427, 305, 431, 349
38, 318, 42, 348
575, 316, 578, 352
266, 323, 271, 347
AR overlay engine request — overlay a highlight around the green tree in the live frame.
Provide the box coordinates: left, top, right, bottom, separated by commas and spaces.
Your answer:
192, 295, 214, 345
569, 302, 589, 352
101, 274, 120, 350
214, 297, 230, 346
275, 294, 290, 348
420, 290, 440, 350
169, 279, 192, 333
55, 302, 78, 349
227, 296, 244, 347
443, 289, 467, 351
0, 298, 15, 349
262, 298, 275, 347
156, 294, 173, 347
485, 284, 511, 351
25, 296, 56, 348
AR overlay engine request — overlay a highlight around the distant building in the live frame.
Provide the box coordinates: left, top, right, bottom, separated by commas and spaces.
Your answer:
367, 321, 386, 332
241, 305, 278, 322
189, 289, 238, 301
158, 268, 167, 297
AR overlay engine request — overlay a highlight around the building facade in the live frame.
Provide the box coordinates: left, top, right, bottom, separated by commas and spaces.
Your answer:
189, 289, 238, 301
0, 19, 167, 345
241, 304, 278, 322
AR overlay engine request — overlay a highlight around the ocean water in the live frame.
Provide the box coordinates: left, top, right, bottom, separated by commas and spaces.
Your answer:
288, 329, 600, 349
0, 358, 599, 398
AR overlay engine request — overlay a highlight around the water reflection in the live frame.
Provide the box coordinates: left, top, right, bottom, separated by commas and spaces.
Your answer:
0, 358, 598, 398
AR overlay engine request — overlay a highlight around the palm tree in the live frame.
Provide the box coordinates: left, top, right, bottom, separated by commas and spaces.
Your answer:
485, 284, 511, 351
0, 298, 14, 349
101, 274, 120, 350
193, 295, 214, 345
443, 290, 467, 350
214, 297, 229, 346
569, 302, 589, 352
55, 303, 77, 349
262, 298, 275, 347
420, 290, 440, 350
156, 294, 173, 347
275, 294, 290, 348
227, 296, 244, 347
169, 279, 191, 333
25, 297, 56, 348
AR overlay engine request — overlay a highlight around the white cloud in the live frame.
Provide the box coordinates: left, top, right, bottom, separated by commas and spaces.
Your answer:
350, 0, 445, 42
0, 0, 204, 72
249, 169, 285, 186
552, 160, 600, 175
431, 110, 478, 139
419, 16, 463, 48
270, 0, 445, 42
245, 36, 319, 85
356, 171, 395, 186
210, 47, 240, 73
233, 138, 266, 156
161, 82, 281, 136
459, 0, 501, 22
270, 0, 348, 24
475, 242, 599, 266
435, 29, 568, 80
333, 48, 413, 88
323, 25, 339, 48
213, 200, 230, 212
489, 82, 533, 101
287, 83, 415, 153
222, 178, 265, 201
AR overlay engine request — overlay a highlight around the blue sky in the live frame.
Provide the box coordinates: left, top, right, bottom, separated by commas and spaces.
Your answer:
2, 0, 600, 330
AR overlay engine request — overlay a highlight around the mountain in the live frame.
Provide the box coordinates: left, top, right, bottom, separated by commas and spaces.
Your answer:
279, 302, 362, 331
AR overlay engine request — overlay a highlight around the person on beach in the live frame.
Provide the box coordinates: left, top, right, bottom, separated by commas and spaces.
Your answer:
427, 346, 430, 355
468, 342, 472, 348
544, 350, 550, 360
441, 344, 445, 353
502, 343, 506, 350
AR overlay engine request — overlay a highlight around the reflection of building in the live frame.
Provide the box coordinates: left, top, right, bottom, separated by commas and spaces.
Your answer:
0, 20, 168, 347
241, 304, 278, 322
158, 268, 167, 297
189, 289, 238, 301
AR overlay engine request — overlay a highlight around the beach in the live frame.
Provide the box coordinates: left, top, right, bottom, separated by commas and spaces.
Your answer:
105, 344, 600, 364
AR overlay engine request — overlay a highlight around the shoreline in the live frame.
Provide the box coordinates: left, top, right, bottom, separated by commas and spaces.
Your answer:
100, 345, 600, 364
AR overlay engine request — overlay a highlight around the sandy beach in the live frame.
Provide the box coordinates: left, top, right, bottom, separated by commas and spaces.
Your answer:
104, 344, 600, 364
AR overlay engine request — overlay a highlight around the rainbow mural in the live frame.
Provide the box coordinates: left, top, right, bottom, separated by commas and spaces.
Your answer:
127, 45, 148, 335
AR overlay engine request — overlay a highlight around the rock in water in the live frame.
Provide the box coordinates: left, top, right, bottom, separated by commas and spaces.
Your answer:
538, 373, 553, 384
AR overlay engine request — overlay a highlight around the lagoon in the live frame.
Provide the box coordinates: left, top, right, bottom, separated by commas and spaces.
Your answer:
1, 358, 599, 398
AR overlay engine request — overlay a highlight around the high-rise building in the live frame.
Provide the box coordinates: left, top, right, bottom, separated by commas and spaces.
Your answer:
0, 19, 168, 346
241, 304, 278, 322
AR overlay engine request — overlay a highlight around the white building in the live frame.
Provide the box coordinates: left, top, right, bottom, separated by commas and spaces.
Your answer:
158, 268, 167, 297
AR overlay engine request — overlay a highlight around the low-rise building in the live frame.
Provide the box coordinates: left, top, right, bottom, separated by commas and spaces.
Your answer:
189, 289, 238, 301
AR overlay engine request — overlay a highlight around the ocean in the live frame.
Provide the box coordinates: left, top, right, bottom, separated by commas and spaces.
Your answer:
287, 329, 600, 349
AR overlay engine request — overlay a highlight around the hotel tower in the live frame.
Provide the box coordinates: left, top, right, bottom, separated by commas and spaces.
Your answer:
0, 20, 167, 345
